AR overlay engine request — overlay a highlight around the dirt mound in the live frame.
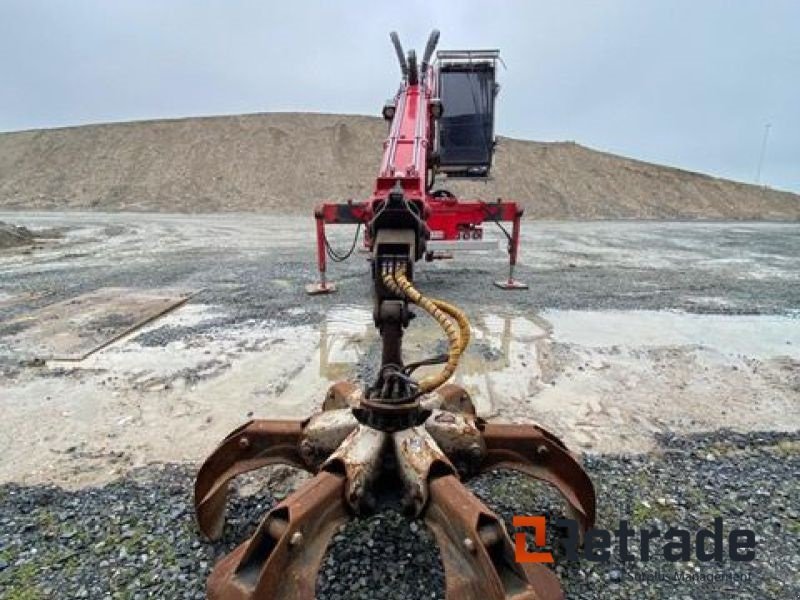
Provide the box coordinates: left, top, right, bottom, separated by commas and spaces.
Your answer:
0, 112, 797, 219
0, 221, 34, 249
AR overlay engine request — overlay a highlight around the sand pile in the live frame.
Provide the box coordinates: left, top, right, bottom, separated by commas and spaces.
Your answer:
1, 113, 797, 219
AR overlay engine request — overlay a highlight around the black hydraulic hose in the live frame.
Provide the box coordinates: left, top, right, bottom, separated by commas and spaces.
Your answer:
390, 31, 408, 79
402, 354, 448, 376
420, 29, 440, 82
480, 202, 512, 244
324, 223, 362, 262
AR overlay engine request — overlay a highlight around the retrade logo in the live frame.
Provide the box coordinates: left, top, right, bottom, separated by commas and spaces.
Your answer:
513, 516, 756, 564
512, 516, 554, 563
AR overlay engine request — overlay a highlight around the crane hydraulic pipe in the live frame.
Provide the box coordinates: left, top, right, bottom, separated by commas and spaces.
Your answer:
389, 31, 408, 79
420, 29, 440, 82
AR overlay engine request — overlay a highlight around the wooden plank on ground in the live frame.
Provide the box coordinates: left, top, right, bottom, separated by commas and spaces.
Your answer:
5, 287, 190, 360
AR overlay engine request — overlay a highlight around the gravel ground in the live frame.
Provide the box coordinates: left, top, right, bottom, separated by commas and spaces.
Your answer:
1, 216, 798, 598
1, 217, 798, 330
2, 217, 798, 373
1, 429, 797, 600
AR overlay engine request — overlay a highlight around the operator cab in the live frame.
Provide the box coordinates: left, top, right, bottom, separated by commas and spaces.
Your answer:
434, 50, 500, 179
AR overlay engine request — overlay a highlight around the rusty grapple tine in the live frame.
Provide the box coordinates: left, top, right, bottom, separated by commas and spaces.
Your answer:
420, 383, 477, 415
424, 474, 563, 600
208, 471, 350, 600
479, 423, 596, 534
195, 419, 308, 540
321, 381, 362, 411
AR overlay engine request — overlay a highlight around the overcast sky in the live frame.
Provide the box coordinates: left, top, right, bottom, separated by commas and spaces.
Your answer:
1, 1, 798, 192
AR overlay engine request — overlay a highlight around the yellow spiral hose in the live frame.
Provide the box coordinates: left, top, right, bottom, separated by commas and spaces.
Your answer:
382, 266, 470, 393
430, 297, 470, 355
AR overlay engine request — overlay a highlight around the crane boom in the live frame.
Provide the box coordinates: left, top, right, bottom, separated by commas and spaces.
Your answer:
307, 30, 527, 295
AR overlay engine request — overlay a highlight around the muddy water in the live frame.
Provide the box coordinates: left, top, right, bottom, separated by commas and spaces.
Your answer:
315, 305, 553, 417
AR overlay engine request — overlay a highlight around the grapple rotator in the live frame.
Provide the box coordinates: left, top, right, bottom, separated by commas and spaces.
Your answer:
194, 31, 596, 600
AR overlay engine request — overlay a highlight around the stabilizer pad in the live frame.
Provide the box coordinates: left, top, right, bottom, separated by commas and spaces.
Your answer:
493, 279, 529, 290
305, 282, 337, 295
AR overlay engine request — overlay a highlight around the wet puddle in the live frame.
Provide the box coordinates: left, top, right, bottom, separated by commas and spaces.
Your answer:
543, 310, 800, 360
312, 304, 551, 417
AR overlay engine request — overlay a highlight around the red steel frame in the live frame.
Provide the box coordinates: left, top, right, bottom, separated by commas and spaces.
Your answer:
310, 62, 525, 292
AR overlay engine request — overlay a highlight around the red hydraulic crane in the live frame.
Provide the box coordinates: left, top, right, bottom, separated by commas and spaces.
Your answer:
194, 31, 595, 600
307, 30, 527, 294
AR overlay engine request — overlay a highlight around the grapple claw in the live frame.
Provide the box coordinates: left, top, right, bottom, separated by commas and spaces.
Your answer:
479, 423, 597, 534
194, 420, 308, 540
420, 383, 477, 415
322, 424, 388, 512
321, 381, 362, 411
195, 391, 596, 598
424, 474, 563, 600
207, 471, 351, 600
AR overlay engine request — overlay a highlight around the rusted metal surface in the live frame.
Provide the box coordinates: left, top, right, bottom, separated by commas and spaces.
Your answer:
196, 264, 597, 600
6, 287, 190, 360
321, 381, 362, 411
420, 383, 476, 414
480, 423, 597, 533
207, 471, 350, 600
424, 474, 563, 600
393, 426, 455, 515
298, 409, 358, 469
424, 409, 485, 477
194, 420, 307, 540
322, 424, 388, 512
194, 404, 597, 598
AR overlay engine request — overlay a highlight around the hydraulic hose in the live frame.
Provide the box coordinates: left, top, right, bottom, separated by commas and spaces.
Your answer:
390, 31, 409, 79
382, 267, 470, 393
382, 273, 470, 355
429, 297, 470, 354
420, 29, 440, 83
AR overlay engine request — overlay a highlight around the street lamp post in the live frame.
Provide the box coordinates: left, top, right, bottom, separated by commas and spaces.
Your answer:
755, 123, 771, 185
